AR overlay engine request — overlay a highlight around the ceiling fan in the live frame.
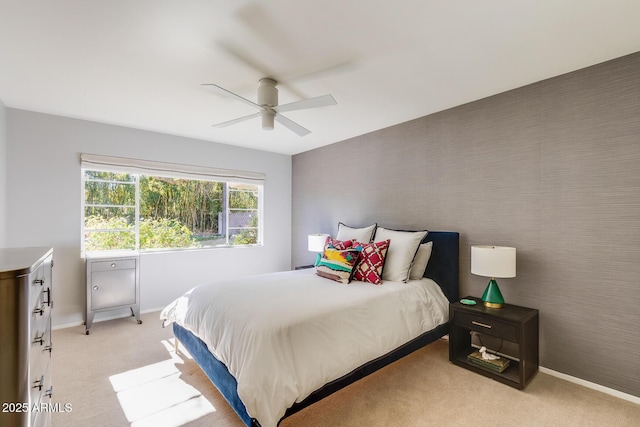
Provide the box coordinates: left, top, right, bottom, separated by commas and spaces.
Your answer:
203, 78, 336, 137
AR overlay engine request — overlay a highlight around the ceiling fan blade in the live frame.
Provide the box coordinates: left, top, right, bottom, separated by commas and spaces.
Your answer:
202, 83, 261, 110
274, 94, 337, 113
217, 40, 277, 80
274, 114, 311, 137
217, 40, 308, 100
212, 112, 261, 128
235, 4, 300, 62
233, 4, 356, 83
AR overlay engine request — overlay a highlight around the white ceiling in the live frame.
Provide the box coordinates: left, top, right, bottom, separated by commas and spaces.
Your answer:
1, 1, 639, 155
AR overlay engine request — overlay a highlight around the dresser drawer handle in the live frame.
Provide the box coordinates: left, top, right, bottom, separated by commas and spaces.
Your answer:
33, 333, 45, 346
111, 263, 117, 268
33, 376, 44, 391
44, 288, 52, 306
471, 320, 492, 329
34, 278, 45, 286
33, 305, 45, 316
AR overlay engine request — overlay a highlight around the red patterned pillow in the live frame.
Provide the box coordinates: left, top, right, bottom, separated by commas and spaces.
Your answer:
324, 236, 355, 250
352, 239, 390, 285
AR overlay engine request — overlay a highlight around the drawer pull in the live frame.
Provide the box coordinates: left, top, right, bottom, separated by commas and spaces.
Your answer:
44, 288, 52, 306
45, 386, 53, 398
33, 305, 45, 316
93, 286, 99, 291
111, 263, 116, 268
33, 333, 45, 346
45, 344, 53, 353
33, 376, 44, 391
34, 278, 45, 286
471, 320, 492, 329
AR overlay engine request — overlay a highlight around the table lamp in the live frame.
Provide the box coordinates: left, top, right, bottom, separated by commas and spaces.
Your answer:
471, 245, 516, 308
308, 234, 330, 266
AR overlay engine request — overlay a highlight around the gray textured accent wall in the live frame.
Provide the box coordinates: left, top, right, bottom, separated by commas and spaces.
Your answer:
292, 52, 640, 397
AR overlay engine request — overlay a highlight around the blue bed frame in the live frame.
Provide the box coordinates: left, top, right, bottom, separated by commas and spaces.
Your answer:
172, 231, 459, 426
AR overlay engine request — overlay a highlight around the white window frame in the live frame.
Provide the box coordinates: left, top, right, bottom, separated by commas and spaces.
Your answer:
225, 184, 263, 246
81, 154, 265, 255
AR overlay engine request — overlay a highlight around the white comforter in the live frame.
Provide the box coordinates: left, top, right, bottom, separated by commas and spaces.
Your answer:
160, 268, 449, 427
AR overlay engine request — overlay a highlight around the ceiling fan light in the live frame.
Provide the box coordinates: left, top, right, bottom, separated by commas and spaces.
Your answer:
261, 110, 275, 130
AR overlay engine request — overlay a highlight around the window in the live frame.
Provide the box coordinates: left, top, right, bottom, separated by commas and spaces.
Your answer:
81, 155, 264, 253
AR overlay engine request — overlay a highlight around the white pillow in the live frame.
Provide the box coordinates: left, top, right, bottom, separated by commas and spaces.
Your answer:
374, 227, 428, 282
409, 241, 433, 280
336, 222, 377, 243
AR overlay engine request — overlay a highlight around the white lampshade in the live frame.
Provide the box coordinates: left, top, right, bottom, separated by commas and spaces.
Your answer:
471, 245, 516, 278
308, 234, 330, 253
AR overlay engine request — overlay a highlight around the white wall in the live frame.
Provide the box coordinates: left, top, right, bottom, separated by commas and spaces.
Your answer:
5, 108, 292, 327
0, 98, 6, 247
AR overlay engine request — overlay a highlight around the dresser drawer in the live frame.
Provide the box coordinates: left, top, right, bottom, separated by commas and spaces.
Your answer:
30, 320, 51, 410
90, 258, 136, 272
453, 310, 518, 342
29, 263, 46, 308
31, 302, 49, 337
30, 315, 52, 373
31, 287, 52, 334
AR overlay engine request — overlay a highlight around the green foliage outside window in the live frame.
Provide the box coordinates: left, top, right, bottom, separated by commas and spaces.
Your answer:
84, 216, 135, 251
84, 216, 198, 251
233, 216, 258, 245
83, 171, 260, 252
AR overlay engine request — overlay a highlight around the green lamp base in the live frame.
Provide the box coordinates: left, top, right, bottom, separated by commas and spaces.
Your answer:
481, 278, 505, 308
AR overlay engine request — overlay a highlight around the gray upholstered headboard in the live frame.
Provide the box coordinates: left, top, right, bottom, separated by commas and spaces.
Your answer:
422, 231, 459, 303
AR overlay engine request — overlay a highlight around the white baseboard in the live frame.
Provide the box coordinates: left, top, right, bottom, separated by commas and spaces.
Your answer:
52, 321, 83, 330
539, 366, 640, 405
52, 307, 165, 331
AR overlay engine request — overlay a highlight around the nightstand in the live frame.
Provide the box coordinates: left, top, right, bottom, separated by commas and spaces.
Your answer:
85, 253, 141, 334
449, 296, 539, 389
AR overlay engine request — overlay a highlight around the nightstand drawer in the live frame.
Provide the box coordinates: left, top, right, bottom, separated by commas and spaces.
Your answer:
90, 259, 136, 272
453, 311, 518, 342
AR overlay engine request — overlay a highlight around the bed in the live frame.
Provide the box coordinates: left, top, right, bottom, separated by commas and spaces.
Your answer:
161, 230, 459, 427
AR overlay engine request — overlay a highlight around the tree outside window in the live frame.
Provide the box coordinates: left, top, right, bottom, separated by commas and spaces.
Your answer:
83, 170, 262, 253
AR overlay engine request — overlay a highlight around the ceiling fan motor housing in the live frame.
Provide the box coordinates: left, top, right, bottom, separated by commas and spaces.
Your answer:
205, 77, 335, 136
258, 78, 278, 130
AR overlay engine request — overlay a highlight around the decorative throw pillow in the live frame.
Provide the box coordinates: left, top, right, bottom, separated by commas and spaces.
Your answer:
374, 227, 428, 282
409, 241, 434, 280
352, 239, 390, 285
324, 236, 355, 250
336, 222, 377, 243
316, 248, 360, 284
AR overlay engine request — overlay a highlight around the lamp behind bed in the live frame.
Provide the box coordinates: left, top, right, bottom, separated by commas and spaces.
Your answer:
308, 233, 329, 266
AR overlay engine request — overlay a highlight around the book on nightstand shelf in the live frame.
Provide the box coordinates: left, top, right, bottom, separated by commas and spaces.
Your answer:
467, 351, 510, 373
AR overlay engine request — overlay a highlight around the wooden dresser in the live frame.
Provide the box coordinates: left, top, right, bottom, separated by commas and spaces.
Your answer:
0, 247, 54, 427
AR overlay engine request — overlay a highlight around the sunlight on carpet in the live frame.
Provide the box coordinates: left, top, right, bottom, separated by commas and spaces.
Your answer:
109, 338, 215, 426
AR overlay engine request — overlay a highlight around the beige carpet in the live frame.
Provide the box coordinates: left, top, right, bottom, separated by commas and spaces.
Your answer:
52, 311, 640, 427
